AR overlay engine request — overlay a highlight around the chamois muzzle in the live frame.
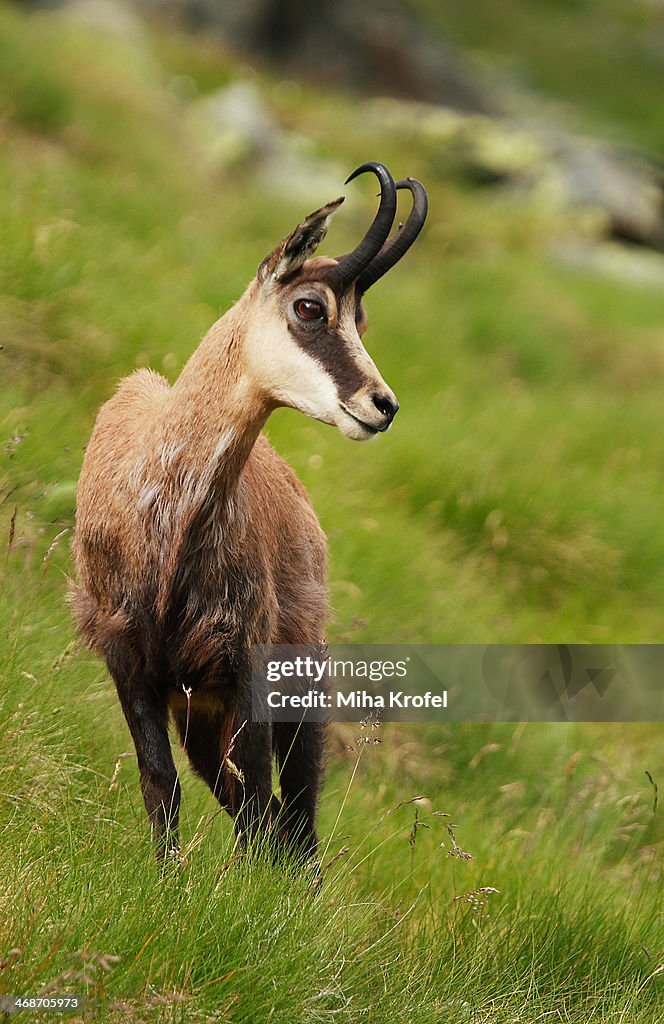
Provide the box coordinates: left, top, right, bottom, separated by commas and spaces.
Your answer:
372, 391, 399, 429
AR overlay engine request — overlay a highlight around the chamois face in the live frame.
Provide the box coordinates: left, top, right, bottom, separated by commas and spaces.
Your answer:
250, 198, 400, 441
249, 257, 399, 441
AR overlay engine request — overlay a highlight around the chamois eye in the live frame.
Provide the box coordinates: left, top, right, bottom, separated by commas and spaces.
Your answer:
294, 298, 324, 321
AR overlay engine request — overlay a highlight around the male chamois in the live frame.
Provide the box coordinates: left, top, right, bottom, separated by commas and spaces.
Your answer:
72, 161, 428, 860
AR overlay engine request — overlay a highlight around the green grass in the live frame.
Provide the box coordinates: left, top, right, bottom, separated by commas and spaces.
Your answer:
0, 586, 661, 1021
0, 2, 662, 1021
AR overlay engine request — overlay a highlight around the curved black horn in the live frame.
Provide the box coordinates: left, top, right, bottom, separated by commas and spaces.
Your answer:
335, 162, 398, 285
356, 177, 428, 295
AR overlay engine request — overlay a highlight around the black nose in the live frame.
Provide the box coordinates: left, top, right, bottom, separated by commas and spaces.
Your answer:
372, 392, 399, 429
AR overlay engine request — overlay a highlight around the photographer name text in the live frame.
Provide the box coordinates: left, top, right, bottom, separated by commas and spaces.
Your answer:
266, 689, 448, 710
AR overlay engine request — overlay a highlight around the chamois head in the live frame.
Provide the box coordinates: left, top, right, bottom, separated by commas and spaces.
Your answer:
247, 161, 428, 441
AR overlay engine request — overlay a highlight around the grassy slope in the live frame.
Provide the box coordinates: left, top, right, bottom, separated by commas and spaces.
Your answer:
0, 3, 662, 1021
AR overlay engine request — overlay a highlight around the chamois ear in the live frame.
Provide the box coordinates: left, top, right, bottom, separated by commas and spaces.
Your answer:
258, 197, 344, 285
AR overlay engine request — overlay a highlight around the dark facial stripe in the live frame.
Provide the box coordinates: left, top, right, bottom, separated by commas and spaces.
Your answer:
287, 320, 372, 403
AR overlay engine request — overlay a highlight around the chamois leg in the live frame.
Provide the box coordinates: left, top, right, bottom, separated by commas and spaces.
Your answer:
274, 720, 324, 860
172, 707, 230, 807
172, 704, 282, 845
223, 683, 275, 847
173, 706, 283, 817
229, 722, 275, 846
112, 675, 180, 859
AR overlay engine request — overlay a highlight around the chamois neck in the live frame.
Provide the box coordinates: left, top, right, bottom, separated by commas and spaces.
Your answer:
164, 295, 270, 493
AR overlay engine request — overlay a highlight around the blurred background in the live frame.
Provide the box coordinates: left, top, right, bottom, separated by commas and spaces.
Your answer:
4, 0, 664, 644
0, 5, 662, 1019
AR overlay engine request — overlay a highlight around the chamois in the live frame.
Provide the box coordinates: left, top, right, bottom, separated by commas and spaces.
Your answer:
71, 161, 428, 860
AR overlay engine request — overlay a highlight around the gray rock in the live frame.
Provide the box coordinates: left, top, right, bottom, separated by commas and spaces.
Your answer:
190, 80, 344, 202
552, 240, 664, 287
137, 0, 497, 114
58, 0, 149, 47
551, 139, 663, 247
364, 97, 664, 250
